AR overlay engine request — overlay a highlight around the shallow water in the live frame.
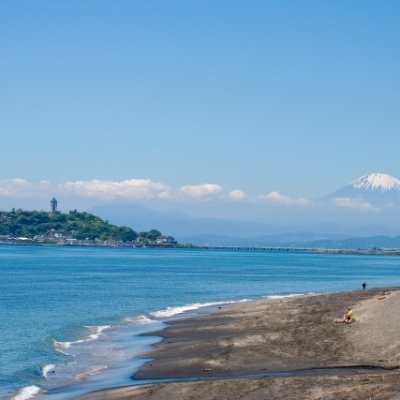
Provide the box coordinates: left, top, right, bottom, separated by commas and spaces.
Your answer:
1, 245, 400, 399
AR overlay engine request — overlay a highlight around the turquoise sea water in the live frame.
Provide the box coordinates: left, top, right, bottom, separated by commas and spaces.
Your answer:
1, 245, 400, 399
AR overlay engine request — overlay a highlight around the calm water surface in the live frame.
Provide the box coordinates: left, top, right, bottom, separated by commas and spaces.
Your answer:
1, 245, 400, 399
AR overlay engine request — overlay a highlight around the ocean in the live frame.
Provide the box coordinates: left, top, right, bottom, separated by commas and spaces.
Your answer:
1, 245, 400, 400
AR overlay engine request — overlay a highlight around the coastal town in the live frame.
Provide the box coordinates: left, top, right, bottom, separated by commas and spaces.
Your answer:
0, 231, 178, 247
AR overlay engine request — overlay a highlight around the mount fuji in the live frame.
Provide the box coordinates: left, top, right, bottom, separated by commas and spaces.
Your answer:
325, 172, 400, 206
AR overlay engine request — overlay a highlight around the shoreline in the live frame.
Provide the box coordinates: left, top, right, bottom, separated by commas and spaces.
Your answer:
79, 288, 400, 400
9, 299, 254, 400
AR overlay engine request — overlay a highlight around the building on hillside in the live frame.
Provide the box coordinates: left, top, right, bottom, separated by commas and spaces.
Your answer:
155, 235, 177, 245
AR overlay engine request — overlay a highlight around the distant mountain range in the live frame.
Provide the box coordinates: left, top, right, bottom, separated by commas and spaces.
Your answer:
90, 172, 400, 249
90, 203, 284, 238
177, 233, 400, 249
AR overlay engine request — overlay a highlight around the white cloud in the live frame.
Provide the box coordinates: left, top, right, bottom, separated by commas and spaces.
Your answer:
61, 181, 225, 201
0, 178, 315, 209
0, 178, 226, 201
0, 179, 51, 197
179, 183, 223, 199
260, 191, 291, 204
60, 179, 170, 200
331, 197, 379, 212
259, 191, 310, 206
228, 189, 248, 201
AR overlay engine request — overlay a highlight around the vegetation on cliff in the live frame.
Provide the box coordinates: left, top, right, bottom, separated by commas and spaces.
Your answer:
0, 209, 172, 244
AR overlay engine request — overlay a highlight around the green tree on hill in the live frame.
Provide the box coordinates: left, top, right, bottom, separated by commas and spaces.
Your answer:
138, 229, 162, 240
0, 210, 138, 241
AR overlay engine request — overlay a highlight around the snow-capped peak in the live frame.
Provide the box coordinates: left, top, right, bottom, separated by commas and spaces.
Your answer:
351, 173, 400, 192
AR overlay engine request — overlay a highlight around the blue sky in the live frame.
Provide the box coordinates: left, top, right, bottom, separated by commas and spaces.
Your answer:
1, 1, 400, 218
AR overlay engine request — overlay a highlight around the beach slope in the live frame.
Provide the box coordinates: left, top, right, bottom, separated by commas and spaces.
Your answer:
80, 288, 400, 399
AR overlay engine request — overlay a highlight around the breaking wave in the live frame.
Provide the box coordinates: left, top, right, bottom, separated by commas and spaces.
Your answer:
11, 386, 40, 400
150, 299, 250, 318
53, 325, 110, 355
41, 364, 56, 379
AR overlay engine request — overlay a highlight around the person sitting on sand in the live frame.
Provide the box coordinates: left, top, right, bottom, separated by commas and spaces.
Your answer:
342, 307, 353, 323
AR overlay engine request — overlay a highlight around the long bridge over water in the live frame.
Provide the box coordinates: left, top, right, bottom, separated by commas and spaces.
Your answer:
199, 246, 400, 256
200, 246, 309, 252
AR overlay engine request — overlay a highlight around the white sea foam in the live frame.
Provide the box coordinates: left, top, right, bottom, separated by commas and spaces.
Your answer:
52, 339, 73, 356
41, 364, 56, 379
11, 386, 40, 400
150, 299, 249, 318
53, 325, 110, 355
84, 325, 111, 340
125, 314, 154, 324
265, 293, 304, 299
53, 340, 71, 349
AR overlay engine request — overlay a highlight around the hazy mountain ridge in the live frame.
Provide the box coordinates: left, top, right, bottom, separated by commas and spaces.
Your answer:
308, 235, 400, 250
179, 233, 400, 249
90, 172, 400, 249
90, 204, 283, 237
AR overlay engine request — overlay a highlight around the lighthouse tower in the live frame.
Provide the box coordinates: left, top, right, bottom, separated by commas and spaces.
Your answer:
50, 197, 58, 213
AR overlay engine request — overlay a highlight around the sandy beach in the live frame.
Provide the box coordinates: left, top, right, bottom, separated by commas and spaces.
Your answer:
79, 288, 400, 399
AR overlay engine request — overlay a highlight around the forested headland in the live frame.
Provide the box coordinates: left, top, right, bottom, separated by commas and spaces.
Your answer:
0, 209, 177, 246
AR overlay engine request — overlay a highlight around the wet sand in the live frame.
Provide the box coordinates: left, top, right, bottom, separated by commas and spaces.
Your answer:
79, 288, 400, 399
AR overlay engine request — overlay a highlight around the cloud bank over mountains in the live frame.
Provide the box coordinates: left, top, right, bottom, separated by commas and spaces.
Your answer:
0, 177, 309, 205
1, 173, 400, 212
1, 173, 400, 237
